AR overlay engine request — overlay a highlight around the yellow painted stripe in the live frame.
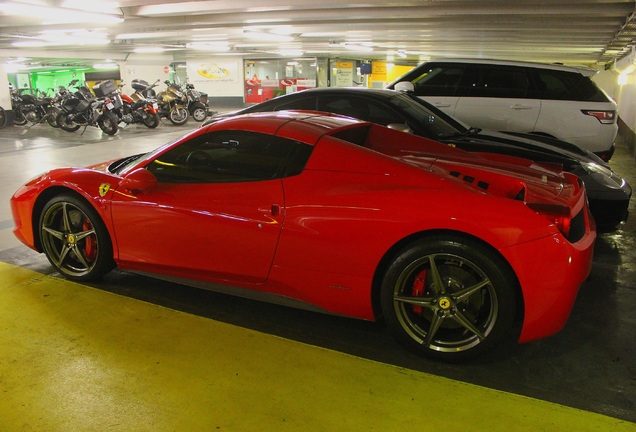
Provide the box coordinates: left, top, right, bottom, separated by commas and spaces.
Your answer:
0, 262, 633, 431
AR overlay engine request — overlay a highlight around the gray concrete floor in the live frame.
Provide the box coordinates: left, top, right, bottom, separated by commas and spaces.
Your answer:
0, 118, 635, 423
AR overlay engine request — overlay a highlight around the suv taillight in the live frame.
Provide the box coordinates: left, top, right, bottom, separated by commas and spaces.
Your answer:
581, 110, 616, 124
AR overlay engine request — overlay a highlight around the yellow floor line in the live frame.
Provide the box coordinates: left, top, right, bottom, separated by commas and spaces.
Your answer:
0, 262, 633, 432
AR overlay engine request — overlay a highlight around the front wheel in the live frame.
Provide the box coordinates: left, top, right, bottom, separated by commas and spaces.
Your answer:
46, 107, 60, 128
57, 111, 81, 132
98, 111, 119, 135
189, 102, 207, 122
39, 194, 116, 281
380, 235, 517, 362
168, 106, 189, 125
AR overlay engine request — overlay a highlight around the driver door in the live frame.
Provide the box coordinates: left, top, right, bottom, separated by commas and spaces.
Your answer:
110, 130, 295, 284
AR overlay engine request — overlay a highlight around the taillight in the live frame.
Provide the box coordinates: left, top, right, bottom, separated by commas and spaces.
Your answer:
581, 109, 616, 124
526, 203, 571, 238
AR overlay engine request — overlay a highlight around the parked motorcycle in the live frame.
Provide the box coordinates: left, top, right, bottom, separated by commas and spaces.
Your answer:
10, 87, 59, 128
183, 83, 208, 122
155, 80, 189, 126
56, 82, 119, 135
118, 80, 160, 128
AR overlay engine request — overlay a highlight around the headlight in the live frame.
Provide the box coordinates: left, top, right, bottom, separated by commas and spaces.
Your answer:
581, 162, 626, 189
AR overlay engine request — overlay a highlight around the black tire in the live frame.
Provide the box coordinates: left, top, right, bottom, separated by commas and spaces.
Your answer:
189, 102, 207, 122
168, 106, 189, 125
13, 109, 28, 126
0, 106, 6, 128
39, 194, 116, 281
98, 111, 119, 135
57, 111, 81, 132
46, 107, 60, 128
143, 113, 160, 129
380, 235, 517, 362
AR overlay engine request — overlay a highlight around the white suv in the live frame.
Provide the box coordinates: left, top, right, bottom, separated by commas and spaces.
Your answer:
387, 59, 618, 161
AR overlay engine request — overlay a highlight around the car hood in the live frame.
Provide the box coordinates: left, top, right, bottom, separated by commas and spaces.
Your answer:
441, 129, 601, 168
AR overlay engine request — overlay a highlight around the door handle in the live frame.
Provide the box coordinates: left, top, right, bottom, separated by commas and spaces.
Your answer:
434, 103, 451, 108
510, 104, 533, 110
271, 204, 281, 216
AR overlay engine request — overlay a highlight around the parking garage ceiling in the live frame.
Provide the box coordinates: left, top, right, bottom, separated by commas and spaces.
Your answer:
1, 0, 636, 70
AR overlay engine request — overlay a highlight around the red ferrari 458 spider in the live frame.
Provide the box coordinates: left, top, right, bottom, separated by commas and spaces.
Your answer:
11, 112, 595, 361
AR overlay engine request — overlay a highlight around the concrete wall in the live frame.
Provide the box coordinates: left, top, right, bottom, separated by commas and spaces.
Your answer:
596, 57, 636, 155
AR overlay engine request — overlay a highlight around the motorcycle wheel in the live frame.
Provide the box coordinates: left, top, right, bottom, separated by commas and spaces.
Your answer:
189, 102, 207, 122
46, 108, 60, 128
56, 111, 81, 132
0, 107, 6, 128
13, 110, 28, 126
98, 111, 119, 135
143, 113, 160, 129
168, 107, 189, 125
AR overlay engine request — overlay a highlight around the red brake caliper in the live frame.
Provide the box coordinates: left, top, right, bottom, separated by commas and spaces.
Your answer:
412, 270, 427, 315
82, 220, 96, 261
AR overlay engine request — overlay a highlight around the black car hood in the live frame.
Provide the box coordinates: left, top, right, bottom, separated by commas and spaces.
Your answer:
440, 129, 599, 170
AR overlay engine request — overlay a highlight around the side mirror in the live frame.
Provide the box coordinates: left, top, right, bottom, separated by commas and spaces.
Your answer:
394, 81, 415, 92
119, 168, 157, 195
388, 123, 413, 134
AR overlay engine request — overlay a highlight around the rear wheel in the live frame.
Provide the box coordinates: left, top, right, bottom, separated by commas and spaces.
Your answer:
0, 106, 6, 128
12, 109, 28, 126
56, 111, 81, 132
39, 194, 115, 281
190, 102, 207, 122
380, 235, 517, 362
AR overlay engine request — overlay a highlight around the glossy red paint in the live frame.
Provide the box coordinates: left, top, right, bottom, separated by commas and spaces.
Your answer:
10, 112, 595, 353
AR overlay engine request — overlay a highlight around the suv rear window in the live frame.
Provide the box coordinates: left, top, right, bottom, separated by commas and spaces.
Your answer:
530, 69, 609, 102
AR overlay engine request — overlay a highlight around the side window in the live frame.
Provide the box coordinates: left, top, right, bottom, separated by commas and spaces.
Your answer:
273, 98, 317, 111
532, 69, 609, 102
318, 96, 404, 125
411, 66, 465, 96
459, 66, 529, 98
147, 131, 311, 183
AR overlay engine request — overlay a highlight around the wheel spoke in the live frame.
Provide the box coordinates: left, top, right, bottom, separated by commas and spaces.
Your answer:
55, 244, 71, 267
428, 254, 446, 295
74, 228, 95, 242
454, 278, 491, 302
62, 203, 72, 232
423, 313, 444, 347
72, 247, 91, 269
451, 309, 486, 340
42, 226, 65, 240
395, 295, 436, 310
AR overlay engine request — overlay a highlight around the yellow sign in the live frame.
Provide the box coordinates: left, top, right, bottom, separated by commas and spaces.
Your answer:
336, 62, 354, 69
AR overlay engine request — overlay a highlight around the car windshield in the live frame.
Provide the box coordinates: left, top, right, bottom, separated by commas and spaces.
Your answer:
388, 92, 470, 139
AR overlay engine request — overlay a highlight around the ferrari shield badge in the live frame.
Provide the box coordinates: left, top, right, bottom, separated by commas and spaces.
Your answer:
99, 183, 111, 197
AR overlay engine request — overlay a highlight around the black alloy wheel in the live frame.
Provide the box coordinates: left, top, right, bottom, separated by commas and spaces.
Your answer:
39, 194, 115, 281
380, 235, 517, 362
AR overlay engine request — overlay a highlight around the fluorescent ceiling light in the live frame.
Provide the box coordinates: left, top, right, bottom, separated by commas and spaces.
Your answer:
343, 43, 374, 52
186, 42, 231, 52
0, 2, 123, 24
13, 30, 110, 47
134, 47, 166, 53
94, 63, 119, 70
243, 31, 294, 42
